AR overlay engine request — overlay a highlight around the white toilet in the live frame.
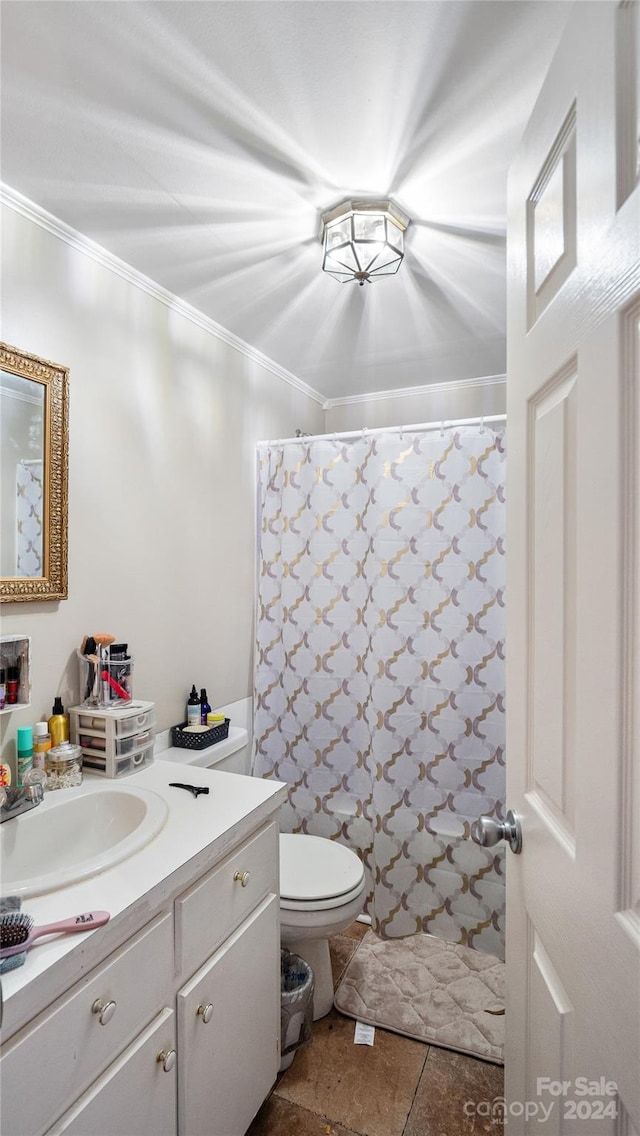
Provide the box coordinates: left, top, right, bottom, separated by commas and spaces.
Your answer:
279, 832, 365, 1018
162, 725, 365, 1018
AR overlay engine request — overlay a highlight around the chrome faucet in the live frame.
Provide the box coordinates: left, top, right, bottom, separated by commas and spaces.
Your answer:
0, 781, 44, 823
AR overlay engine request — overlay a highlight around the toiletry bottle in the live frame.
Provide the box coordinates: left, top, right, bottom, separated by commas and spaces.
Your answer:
16, 726, 33, 787
0, 668, 5, 710
200, 688, 212, 725
6, 665, 19, 705
33, 721, 52, 770
187, 685, 201, 727
49, 697, 70, 746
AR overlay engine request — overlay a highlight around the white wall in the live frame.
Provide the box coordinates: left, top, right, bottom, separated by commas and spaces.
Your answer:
0, 203, 324, 770
324, 375, 506, 433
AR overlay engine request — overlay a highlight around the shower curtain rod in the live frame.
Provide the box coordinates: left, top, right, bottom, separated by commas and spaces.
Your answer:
260, 413, 507, 448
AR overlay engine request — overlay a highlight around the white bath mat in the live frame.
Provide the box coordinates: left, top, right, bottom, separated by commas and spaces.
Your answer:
333, 929, 504, 1064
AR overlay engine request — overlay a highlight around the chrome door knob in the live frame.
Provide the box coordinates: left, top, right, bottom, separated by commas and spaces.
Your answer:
157, 1048, 177, 1073
91, 997, 117, 1025
197, 1002, 214, 1024
233, 870, 250, 887
475, 810, 523, 854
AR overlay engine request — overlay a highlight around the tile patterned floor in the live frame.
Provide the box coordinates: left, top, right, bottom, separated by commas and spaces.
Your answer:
248, 924, 505, 1136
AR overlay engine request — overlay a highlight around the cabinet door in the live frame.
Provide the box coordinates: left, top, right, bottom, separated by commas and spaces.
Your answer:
46, 1009, 177, 1136
177, 893, 279, 1136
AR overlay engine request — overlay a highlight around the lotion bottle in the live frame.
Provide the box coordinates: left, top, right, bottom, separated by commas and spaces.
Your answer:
33, 721, 52, 770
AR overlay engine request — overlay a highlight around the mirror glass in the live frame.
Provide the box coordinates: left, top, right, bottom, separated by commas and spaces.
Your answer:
0, 343, 69, 602
1, 371, 46, 576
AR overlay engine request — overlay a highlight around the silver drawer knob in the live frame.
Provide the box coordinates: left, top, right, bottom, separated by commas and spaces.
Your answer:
233, 870, 250, 887
157, 1048, 177, 1072
197, 1002, 214, 1024
91, 997, 116, 1025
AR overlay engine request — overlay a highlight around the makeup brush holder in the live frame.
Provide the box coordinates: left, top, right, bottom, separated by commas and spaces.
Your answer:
77, 650, 134, 708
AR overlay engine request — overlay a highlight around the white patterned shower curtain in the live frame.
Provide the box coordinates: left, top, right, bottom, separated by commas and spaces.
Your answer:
253, 426, 506, 957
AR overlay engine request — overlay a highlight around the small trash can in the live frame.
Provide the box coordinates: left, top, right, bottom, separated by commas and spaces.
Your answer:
279, 949, 315, 1072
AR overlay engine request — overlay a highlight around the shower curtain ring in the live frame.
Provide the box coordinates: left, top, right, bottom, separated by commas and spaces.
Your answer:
440, 421, 445, 437
480, 416, 485, 434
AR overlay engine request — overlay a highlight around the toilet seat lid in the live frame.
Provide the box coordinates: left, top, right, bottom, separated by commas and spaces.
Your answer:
279, 834, 364, 902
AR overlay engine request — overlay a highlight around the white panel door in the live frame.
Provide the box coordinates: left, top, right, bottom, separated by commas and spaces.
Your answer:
506, 2, 640, 1133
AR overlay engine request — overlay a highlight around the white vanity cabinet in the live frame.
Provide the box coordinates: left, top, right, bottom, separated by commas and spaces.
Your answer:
0, 774, 285, 1136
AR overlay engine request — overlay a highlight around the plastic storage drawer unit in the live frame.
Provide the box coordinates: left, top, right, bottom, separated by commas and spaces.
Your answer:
70, 701, 155, 778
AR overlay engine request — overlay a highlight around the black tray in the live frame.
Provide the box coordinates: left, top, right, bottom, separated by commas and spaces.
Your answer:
171, 718, 230, 750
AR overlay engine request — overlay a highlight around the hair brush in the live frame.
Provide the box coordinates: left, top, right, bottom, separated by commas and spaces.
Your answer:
0, 910, 110, 959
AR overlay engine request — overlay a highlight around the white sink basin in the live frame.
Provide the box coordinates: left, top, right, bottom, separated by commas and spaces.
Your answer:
1, 784, 169, 897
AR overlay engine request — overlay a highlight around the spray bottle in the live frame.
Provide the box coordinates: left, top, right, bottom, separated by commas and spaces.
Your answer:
48, 697, 70, 746
16, 726, 33, 787
200, 688, 212, 725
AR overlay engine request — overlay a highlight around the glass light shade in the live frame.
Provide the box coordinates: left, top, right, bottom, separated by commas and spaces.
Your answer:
321, 199, 409, 285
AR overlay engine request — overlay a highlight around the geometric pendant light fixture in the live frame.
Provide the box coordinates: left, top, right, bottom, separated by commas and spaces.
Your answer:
321, 198, 410, 285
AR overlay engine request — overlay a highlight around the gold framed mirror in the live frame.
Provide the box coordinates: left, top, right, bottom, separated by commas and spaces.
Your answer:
0, 342, 69, 602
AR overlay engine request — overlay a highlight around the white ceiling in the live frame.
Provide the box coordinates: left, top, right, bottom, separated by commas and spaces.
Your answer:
0, 0, 571, 402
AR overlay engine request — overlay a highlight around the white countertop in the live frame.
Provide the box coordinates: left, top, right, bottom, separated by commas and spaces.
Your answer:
1, 759, 286, 1038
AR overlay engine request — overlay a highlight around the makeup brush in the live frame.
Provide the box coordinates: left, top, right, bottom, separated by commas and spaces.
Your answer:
86, 654, 101, 702
93, 634, 115, 650
94, 633, 115, 705
81, 635, 98, 700
0, 910, 111, 959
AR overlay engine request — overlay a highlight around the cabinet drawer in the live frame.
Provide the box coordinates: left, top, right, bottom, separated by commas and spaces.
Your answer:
46, 1009, 177, 1136
0, 912, 173, 1136
176, 821, 278, 979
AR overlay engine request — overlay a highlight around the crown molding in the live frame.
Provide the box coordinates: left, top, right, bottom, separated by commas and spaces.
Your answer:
0, 183, 326, 408
322, 372, 507, 410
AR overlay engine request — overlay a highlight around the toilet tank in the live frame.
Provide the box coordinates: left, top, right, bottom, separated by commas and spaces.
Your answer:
162, 726, 251, 775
